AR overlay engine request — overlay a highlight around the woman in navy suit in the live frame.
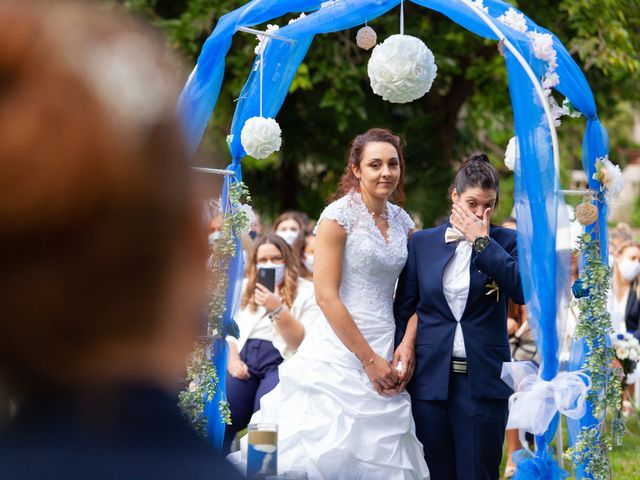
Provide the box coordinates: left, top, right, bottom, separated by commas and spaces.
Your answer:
393, 153, 524, 480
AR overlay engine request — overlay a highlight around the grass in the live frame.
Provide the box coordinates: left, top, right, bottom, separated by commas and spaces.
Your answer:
500, 412, 640, 479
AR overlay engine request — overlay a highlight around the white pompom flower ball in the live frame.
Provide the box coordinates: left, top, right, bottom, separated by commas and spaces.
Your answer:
240, 116, 282, 159
367, 34, 437, 104
504, 136, 518, 171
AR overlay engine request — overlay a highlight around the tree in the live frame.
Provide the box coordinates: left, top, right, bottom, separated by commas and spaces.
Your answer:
118, 0, 640, 225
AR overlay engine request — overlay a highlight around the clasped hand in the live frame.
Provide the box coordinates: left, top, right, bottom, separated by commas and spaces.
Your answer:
450, 204, 491, 243
364, 342, 416, 396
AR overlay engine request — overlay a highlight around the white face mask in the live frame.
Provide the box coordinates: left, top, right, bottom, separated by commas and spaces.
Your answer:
303, 254, 314, 272
208, 231, 221, 246
276, 230, 299, 246
608, 254, 616, 268
257, 262, 286, 285
618, 259, 640, 281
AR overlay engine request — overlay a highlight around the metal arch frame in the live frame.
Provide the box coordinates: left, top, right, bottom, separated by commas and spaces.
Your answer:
457, 0, 561, 190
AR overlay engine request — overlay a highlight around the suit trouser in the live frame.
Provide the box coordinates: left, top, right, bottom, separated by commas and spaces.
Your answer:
222, 339, 282, 454
412, 369, 508, 480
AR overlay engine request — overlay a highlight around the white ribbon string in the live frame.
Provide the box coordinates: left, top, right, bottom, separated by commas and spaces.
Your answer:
400, 0, 404, 35
501, 361, 591, 436
259, 47, 263, 118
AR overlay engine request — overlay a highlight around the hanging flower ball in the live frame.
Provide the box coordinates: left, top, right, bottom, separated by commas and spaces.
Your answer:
575, 201, 598, 226
367, 34, 437, 104
240, 116, 282, 159
504, 136, 518, 171
356, 26, 377, 50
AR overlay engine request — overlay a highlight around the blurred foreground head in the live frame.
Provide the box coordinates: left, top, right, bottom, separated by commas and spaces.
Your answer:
0, 2, 207, 395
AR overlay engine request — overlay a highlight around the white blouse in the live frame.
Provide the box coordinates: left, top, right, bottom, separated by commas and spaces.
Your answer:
227, 278, 321, 361
442, 228, 471, 358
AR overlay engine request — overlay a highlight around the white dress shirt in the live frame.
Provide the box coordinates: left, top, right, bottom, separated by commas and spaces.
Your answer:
443, 229, 471, 358
609, 288, 630, 335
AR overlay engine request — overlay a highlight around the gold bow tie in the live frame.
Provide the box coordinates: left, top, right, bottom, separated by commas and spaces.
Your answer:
445, 227, 467, 244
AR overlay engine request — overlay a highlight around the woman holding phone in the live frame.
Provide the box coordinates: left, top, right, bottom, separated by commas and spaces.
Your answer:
223, 235, 321, 453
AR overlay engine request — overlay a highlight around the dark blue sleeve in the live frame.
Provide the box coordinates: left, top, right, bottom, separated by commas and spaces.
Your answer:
393, 234, 419, 346
473, 232, 525, 305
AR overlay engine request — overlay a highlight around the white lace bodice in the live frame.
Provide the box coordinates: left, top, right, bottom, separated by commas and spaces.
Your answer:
316, 192, 414, 331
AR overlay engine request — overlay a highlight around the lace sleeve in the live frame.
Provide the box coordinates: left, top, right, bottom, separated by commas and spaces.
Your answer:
391, 205, 415, 236
314, 196, 353, 234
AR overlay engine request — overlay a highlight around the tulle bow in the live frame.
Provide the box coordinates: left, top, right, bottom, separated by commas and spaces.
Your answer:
501, 361, 591, 435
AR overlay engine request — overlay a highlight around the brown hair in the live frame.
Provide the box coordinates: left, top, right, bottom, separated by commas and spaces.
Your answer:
0, 3, 195, 390
241, 235, 299, 313
331, 128, 406, 204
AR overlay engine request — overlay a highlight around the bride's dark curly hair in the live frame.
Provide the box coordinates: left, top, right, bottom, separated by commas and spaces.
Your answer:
330, 128, 406, 205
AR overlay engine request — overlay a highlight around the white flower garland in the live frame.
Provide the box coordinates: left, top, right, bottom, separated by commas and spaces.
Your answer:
498, 9, 571, 126
240, 116, 282, 159
593, 155, 624, 201
254, 24, 280, 55
367, 34, 438, 104
498, 8, 528, 33
470, 0, 489, 14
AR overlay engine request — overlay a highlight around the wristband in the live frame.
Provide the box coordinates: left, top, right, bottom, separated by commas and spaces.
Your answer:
361, 355, 375, 368
268, 304, 283, 322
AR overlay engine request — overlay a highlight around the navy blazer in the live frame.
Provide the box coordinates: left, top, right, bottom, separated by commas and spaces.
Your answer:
625, 279, 640, 339
394, 222, 525, 401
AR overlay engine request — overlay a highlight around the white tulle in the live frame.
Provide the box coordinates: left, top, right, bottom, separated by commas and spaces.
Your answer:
229, 192, 428, 479
501, 361, 590, 435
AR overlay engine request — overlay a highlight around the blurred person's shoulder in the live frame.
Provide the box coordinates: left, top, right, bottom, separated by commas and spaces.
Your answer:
0, 384, 243, 479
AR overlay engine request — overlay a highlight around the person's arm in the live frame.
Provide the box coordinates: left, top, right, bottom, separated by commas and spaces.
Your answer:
255, 283, 305, 351
392, 313, 418, 392
226, 340, 249, 379
314, 219, 399, 394
393, 234, 420, 345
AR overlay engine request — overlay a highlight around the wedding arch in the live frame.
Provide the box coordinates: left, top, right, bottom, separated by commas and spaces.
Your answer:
178, 1, 621, 478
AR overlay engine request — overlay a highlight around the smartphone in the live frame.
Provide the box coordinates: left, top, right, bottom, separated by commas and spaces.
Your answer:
258, 268, 276, 292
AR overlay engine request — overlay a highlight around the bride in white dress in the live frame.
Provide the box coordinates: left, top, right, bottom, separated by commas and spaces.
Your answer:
233, 128, 429, 479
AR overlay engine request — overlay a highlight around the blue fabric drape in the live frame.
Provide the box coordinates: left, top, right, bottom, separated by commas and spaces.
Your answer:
182, 2, 609, 473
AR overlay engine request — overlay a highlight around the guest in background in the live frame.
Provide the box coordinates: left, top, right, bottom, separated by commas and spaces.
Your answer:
0, 2, 241, 478
608, 223, 634, 268
273, 211, 311, 278
302, 233, 316, 280
501, 218, 537, 478
223, 235, 320, 453
207, 214, 224, 246
609, 241, 640, 416
250, 208, 264, 240
610, 241, 640, 336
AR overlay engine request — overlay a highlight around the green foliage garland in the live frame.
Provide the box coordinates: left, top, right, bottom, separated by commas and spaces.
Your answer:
178, 181, 251, 437
564, 232, 625, 479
